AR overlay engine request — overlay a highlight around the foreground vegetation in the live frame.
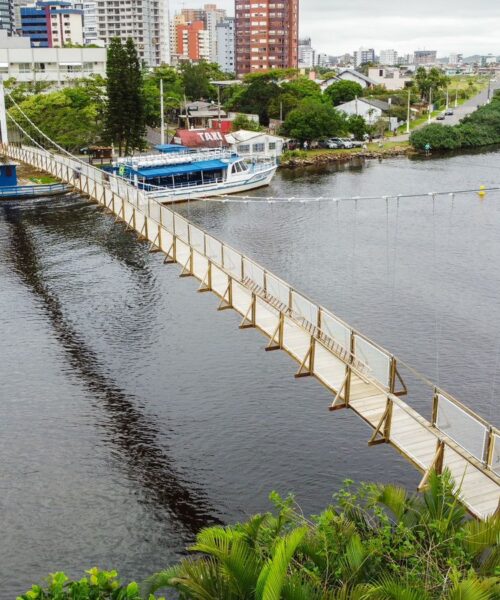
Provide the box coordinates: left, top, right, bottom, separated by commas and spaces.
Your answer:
410, 91, 500, 151
18, 471, 500, 599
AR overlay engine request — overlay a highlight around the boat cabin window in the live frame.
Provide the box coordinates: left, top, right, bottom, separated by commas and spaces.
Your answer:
231, 160, 248, 174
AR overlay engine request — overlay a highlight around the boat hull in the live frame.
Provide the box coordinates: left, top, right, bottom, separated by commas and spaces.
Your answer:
148, 165, 277, 202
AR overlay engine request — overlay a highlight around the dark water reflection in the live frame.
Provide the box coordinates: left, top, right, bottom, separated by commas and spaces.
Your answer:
0, 154, 499, 596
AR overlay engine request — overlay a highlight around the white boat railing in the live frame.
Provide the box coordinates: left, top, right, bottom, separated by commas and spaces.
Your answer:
116, 148, 236, 169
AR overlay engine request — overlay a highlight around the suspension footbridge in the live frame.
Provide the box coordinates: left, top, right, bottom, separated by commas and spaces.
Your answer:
2, 107, 499, 522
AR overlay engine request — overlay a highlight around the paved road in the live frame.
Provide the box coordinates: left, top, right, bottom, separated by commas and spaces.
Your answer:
391, 78, 499, 142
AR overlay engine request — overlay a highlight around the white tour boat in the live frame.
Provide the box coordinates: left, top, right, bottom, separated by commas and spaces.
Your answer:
112, 146, 277, 201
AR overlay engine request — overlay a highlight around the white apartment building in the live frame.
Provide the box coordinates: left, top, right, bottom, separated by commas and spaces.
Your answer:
298, 37, 314, 68
216, 17, 234, 73
204, 3, 225, 63
354, 47, 375, 67
0, 36, 106, 82
379, 49, 398, 66
95, 0, 167, 66
81, 1, 101, 45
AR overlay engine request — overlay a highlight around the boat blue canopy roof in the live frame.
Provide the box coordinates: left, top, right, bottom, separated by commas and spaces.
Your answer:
154, 144, 188, 153
132, 159, 228, 180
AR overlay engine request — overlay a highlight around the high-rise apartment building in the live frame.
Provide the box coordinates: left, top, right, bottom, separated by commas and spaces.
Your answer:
353, 47, 375, 67
95, 0, 168, 65
0, 0, 15, 32
379, 48, 398, 66
413, 50, 437, 65
235, 0, 298, 76
170, 3, 225, 65
298, 37, 314, 68
21, 0, 83, 47
176, 19, 209, 61
216, 17, 234, 73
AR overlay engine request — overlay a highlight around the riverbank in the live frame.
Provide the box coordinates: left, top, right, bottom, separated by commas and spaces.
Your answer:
280, 142, 413, 168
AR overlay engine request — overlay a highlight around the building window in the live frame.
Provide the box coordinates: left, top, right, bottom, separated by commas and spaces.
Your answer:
18, 63, 32, 73
238, 144, 250, 153
268, 142, 276, 150
35, 62, 45, 71
252, 143, 264, 152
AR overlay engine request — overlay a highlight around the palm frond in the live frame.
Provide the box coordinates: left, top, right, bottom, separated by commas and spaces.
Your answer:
258, 526, 308, 600
445, 577, 496, 600
365, 575, 429, 600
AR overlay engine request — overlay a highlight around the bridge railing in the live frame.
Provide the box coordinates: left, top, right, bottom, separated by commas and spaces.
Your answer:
5, 142, 500, 502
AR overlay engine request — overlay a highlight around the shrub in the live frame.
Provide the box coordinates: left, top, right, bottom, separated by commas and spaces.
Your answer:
410, 123, 463, 150
16, 568, 161, 600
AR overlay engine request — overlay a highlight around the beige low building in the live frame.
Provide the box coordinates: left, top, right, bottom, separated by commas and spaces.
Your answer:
368, 67, 412, 90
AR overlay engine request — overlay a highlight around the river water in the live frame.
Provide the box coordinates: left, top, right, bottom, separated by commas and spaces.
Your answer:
1, 152, 499, 596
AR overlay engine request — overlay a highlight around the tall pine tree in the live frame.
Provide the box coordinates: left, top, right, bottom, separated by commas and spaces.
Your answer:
124, 38, 146, 155
105, 37, 145, 156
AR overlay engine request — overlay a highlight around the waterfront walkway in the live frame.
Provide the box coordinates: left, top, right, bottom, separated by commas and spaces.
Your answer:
3, 139, 499, 521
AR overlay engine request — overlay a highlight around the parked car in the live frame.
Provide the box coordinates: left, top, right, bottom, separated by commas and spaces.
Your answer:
436, 114, 446, 120
327, 138, 352, 149
445, 110, 454, 116
340, 138, 355, 149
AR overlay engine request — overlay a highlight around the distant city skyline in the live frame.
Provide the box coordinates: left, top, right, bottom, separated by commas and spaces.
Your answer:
169, 0, 500, 57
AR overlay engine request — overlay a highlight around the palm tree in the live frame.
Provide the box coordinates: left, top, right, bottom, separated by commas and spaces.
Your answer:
143, 471, 500, 600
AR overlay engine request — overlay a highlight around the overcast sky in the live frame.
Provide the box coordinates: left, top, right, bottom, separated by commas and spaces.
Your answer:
169, 0, 500, 56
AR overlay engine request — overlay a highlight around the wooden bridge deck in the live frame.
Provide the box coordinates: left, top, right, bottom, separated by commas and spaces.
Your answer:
4, 142, 499, 521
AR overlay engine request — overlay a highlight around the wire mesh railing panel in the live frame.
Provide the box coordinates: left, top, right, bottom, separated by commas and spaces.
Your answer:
159, 227, 173, 255
313, 343, 347, 394
188, 224, 205, 253
148, 199, 161, 223
282, 317, 311, 363
205, 235, 223, 266
436, 394, 489, 463
291, 291, 318, 327
353, 335, 391, 389
192, 251, 208, 281
242, 258, 265, 288
231, 281, 253, 316
266, 274, 290, 308
255, 298, 280, 337
160, 206, 174, 232
210, 265, 229, 298
490, 433, 500, 475
320, 312, 351, 352
223, 245, 242, 280
173, 214, 189, 243
175, 238, 191, 269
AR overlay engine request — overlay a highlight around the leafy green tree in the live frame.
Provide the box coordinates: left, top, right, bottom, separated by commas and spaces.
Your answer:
279, 99, 347, 142
142, 66, 183, 128
178, 61, 228, 101
8, 87, 103, 151
415, 67, 450, 102
324, 80, 364, 106
226, 77, 282, 125
231, 113, 263, 131
347, 114, 368, 139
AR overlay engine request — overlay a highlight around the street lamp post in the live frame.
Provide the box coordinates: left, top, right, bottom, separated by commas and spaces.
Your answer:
160, 79, 164, 145
406, 88, 411, 134
428, 87, 433, 123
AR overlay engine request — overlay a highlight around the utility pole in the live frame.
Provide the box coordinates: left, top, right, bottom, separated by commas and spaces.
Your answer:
160, 78, 164, 145
428, 87, 433, 123
454, 88, 458, 108
406, 88, 411, 134
0, 80, 8, 145
445, 86, 449, 110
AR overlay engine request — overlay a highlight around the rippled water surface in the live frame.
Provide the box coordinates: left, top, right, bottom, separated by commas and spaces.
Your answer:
1, 152, 499, 596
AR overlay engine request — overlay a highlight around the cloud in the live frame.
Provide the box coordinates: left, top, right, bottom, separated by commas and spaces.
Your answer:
169, 0, 500, 56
